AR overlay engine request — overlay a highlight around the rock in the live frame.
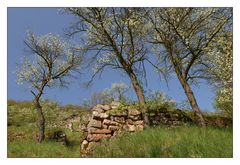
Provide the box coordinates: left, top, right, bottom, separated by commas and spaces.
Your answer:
81, 140, 88, 150
101, 105, 111, 111
160, 118, 168, 124
92, 111, 109, 120
88, 128, 112, 134
173, 113, 179, 117
66, 122, 74, 132
128, 115, 141, 121
128, 108, 141, 116
113, 131, 118, 137
103, 124, 108, 129
136, 124, 144, 131
51, 131, 67, 145
128, 125, 136, 132
109, 125, 120, 131
123, 124, 136, 132
103, 119, 120, 126
133, 120, 144, 125
80, 124, 87, 132
88, 119, 102, 128
114, 117, 125, 124
126, 119, 133, 125
92, 106, 104, 113
87, 142, 98, 151
87, 134, 111, 142
110, 101, 121, 109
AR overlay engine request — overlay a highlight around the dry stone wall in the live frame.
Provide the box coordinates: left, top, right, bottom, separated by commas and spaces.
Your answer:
148, 108, 193, 126
80, 102, 231, 152
81, 101, 144, 151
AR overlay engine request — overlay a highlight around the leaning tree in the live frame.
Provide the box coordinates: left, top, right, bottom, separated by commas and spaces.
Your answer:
148, 8, 232, 126
16, 32, 81, 142
64, 8, 151, 126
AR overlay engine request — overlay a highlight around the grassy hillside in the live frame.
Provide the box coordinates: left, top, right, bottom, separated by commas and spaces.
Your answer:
91, 126, 232, 158
7, 100, 88, 158
7, 100, 232, 158
8, 126, 83, 158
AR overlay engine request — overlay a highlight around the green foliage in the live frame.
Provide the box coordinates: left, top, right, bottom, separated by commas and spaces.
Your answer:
214, 88, 233, 118
145, 90, 176, 111
106, 103, 128, 116
83, 82, 132, 109
91, 126, 232, 158
205, 32, 233, 118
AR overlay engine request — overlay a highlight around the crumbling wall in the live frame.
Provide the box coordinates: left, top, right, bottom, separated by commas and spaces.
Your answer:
81, 101, 144, 151
80, 102, 231, 152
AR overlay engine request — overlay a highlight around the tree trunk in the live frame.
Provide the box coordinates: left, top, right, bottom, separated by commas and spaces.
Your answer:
182, 80, 206, 127
128, 71, 150, 127
34, 99, 45, 142
174, 68, 206, 127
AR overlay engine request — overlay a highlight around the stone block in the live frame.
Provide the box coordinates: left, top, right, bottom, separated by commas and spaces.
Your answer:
101, 105, 111, 111
88, 128, 112, 134
87, 134, 111, 142
128, 115, 141, 121
114, 117, 125, 124
92, 106, 104, 113
110, 101, 121, 109
128, 108, 141, 116
103, 124, 108, 129
109, 125, 120, 131
103, 119, 120, 126
128, 124, 136, 132
81, 140, 88, 150
123, 124, 136, 132
88, 119, 102, 128
136, 124, 144, 131
92, 111, 109, 120
126, 119, 133, 125
133, 120, 144, 125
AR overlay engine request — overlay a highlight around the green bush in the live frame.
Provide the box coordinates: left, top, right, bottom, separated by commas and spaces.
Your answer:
145, 90, 176, 112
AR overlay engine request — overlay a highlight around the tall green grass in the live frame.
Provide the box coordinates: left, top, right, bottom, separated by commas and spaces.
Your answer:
8, 125, 83, 158
91, 126, 232, 158
8, 139, 81, 158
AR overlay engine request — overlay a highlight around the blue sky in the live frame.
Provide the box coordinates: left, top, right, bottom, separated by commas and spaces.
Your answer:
7, 8, 216, 112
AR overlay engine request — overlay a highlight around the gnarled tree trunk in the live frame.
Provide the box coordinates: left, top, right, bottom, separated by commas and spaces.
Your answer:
34, 99, 45, 142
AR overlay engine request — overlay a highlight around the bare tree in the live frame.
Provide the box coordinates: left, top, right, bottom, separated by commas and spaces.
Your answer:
65, 8, 151, 126
16, 32, 81, 142
148, 8, 232, 126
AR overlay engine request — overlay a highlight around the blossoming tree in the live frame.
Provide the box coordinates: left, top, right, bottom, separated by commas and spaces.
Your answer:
205, 32, 233, 117
16, 32, 81, 142
65, 8, 151, 125
148, 8, 232, 126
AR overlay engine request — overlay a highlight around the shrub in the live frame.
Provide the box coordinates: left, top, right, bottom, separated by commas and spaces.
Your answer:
145, 90, 176, 111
